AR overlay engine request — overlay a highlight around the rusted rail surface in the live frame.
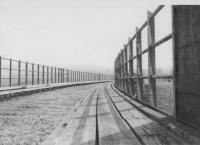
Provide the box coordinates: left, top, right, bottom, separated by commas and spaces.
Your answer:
0, 56, 113, 88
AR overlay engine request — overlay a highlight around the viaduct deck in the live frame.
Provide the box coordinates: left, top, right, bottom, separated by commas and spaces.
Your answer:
42, 83, 200, 145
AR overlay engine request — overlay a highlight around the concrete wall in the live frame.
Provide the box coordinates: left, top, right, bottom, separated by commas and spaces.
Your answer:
173, 6, 200, 128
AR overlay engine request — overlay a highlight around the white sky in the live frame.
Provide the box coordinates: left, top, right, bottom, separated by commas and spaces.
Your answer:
0, 0, 200, 74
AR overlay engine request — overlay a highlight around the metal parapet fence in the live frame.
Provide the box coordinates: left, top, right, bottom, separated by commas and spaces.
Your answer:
0, 56, 113, 88
114, 5, 174, 114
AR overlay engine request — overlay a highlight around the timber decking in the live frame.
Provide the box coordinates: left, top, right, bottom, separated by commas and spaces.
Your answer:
42, 84, 200, 145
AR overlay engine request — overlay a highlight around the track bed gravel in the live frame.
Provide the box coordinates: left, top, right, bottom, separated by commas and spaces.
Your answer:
0, 84, 100, 145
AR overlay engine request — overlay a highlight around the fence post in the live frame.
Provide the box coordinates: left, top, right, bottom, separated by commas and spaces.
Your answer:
59, 68, 60, 83
76, 71, 79, 82
147, 11, 156, 107
85, 72, 87, 81
76, 71, 77, 82
69, 70, 72, 82
75, 71, 77, 82
76, 71, 78, 82
47, 66, 49, 84
86, 72, 87, 81
80, 72, 82, 82
81, 72, 82, 82
124, 44, 129, 94
57, 68, 59, 83
58, 68, 59, 83
74, 70, 76, 82
60, 68, 62, 83
9, 59, 12, 86
71, 70, 73, 82
83, 72, 85, 81
71, 70, 72, 82
37, 64, 39, 84
84, 72, 86, 81
82, 72, 83, 82
55, 67, 56, 83
79, 71, 80, 82
117, 55, 120, 87
25, 62, 28, 86
120, 51, 123, 91
68, 70, 69, 82
51, 66, 53, 84
18, 60, 21, 86
0, 57, 1, 87
129, 38, 135, 97
59, 68, 62, 83
136, 27, 143, 100
42, 65, 44, 84
63, 69, 65, 82
32, 63, 34, 85
61, 68, 63, 82
63, 69, 64, 82
121, 50, 125, 92
70, 70, 72, 82
67, 69, 69, 82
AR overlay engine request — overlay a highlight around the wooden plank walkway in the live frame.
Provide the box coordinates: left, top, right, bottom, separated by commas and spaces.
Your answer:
42, 83, 200, 145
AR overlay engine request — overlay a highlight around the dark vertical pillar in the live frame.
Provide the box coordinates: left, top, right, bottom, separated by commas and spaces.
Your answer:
173, 6, 200, 128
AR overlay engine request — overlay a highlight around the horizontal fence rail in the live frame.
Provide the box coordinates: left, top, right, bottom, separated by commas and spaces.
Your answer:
114, 5, 174, 115
0, 56, 113, 88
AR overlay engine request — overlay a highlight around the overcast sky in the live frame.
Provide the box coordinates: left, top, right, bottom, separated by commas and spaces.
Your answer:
0, 0, 199, 74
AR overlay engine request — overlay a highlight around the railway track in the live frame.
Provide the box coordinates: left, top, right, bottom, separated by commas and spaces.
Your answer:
42, 83, 200, 145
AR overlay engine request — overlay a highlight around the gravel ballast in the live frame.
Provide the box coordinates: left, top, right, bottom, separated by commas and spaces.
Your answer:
0, 84, 100, 145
